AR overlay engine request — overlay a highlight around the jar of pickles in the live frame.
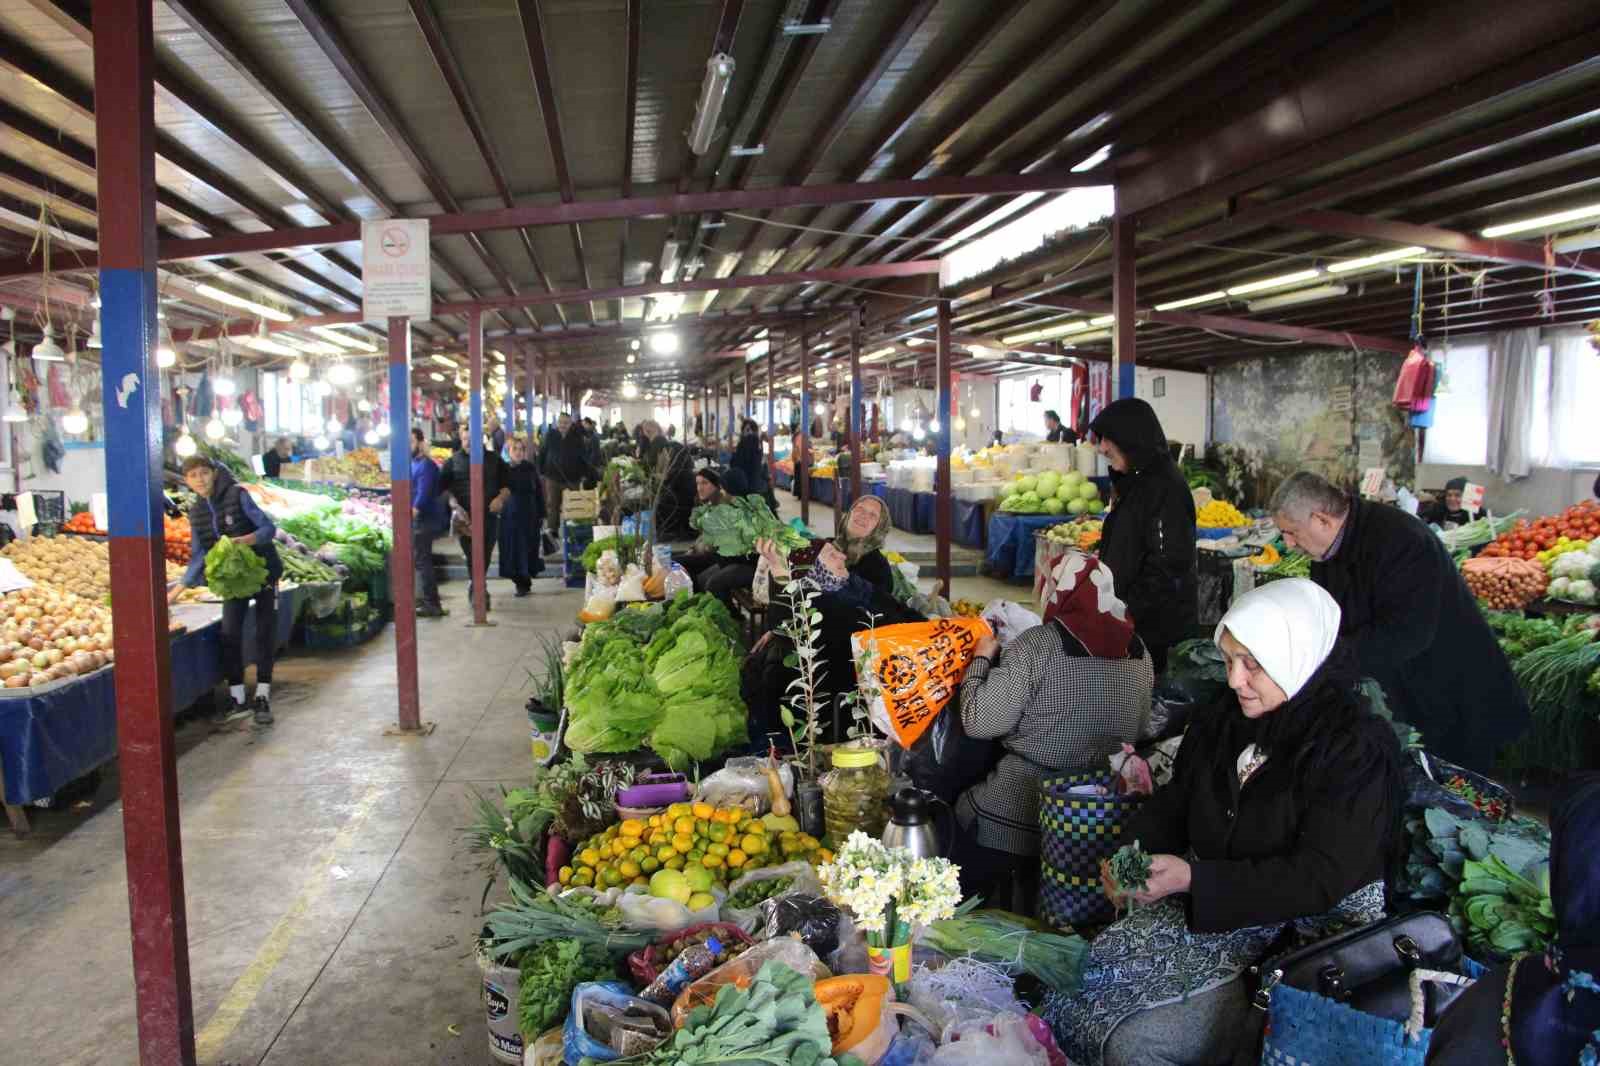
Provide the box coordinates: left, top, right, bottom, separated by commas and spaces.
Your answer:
821, 744, 891, 844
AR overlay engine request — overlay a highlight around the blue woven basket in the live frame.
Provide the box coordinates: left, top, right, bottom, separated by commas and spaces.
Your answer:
1261, 958, 1485, 1066
1037, 771, 1144, 930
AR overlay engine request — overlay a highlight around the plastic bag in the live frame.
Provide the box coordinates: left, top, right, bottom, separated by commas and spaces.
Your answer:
855, 617, 993, 749
625, 921, 755, 986
722, 860, 823, 932
669, 938, 830, 1027
759, 893, 842, 958
696, 757, 794, 816
979, 600, 1041, 648
615, 885, 724, 934
930, 1013, 1052, 1065
617, 564, 648, 602
561, 982, 671, 1064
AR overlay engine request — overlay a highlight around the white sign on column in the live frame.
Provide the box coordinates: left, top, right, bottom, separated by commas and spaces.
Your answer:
362, 219, 432, 321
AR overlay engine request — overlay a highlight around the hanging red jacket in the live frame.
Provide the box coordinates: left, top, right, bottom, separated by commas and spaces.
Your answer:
1391, 348, 1434, 411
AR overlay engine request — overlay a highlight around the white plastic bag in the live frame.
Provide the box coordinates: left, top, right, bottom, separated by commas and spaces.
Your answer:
617, 564, 648, 602
616, 885, 724, 934
696, 757, 794, 815
979, 600, 1041, 648
930, 1013, 1050, 1064
722, 860, 823, 932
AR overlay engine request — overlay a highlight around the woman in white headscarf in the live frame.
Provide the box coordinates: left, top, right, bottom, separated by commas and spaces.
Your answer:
1048, 578, 1405, 1066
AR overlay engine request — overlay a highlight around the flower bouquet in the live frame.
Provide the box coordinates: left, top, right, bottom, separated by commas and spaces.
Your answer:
818, 831, 962, 985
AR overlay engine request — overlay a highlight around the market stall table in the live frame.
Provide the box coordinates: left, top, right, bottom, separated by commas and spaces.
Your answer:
984, 514, 1071, 581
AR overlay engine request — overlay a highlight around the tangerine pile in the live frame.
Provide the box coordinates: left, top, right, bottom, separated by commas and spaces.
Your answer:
558, 801, 830, 890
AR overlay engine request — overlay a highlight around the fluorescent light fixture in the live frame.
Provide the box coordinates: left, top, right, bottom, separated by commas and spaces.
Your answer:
1088, 315, 1114, 327
245, 336, 300, 357
433, 354, 458, 368
1224, 270, 1322, 297
61, 407, 88, 435
204, 417, 225, 441
1066, 328, 1112, 344
429, 371, 445, 382
648, 332, 680, 356
1071, 144, 1113, 172
174, 430, 197, 457
1326, 246, 1426, 273
1482, 202, 1600, 238
729, 144, 765, 157
688, 53, 735, 155
212, 375, 237, 397
288, 356, 309, 381
310, 325, 377, 351
782, 19, 831, 35
194, 283, 293, 321
659, 241, 682, 284
221, 406, 243, 428
1246, 283, 1350, 312
743, 339, 770, 362
1002, 319, 1089, 345
1553, 228, 1600, 252
1154, 291, 1225, 311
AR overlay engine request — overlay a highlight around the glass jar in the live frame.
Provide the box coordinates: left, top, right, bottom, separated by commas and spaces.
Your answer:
821, 744, 891, 845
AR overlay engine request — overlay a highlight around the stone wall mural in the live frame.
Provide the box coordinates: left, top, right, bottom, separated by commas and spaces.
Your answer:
1209, 347, 1415, 507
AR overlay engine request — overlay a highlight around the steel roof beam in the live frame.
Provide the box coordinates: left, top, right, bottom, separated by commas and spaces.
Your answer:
281, 0, 527, 331
1031, 293, 1410, 353
515, 0, 596, 323
616, 0, 642, 326
407, 0, 565, 329
1285, 210, 1600, 279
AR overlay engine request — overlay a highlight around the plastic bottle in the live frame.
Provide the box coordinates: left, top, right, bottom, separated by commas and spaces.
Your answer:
639, 937, 722, 1006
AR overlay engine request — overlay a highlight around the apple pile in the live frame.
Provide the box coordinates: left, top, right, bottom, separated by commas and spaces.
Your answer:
1000, 470, 1103, 516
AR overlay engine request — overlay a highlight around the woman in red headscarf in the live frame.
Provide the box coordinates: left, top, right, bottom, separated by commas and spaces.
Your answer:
951, 551, 1155, 900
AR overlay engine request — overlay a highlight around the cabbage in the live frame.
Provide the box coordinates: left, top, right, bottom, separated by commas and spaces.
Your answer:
1062, 471, 1085, 489
1086, 499, 1105, 514
1016, 475, 1038, 494
1067, 498, 1089, 515
1042, 498, 1065, 515
1055, 484, 1075, 502
1549, 576, 1572, 598
1077, 481, 1100, 501
1036, 472, 1060, 496
1566, 579, 1597, 605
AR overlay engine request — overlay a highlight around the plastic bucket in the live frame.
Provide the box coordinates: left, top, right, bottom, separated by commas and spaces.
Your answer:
477, 946, 523, 1064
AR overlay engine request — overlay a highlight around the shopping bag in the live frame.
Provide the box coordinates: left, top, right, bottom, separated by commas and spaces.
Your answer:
852, 617, 992, 749
1037, 771, 1145, 930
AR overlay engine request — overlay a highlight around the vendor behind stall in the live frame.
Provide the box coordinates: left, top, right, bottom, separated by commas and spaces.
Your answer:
169, 457, 282, 726
261, 436, 292, 478
1420, 476, 1474, 529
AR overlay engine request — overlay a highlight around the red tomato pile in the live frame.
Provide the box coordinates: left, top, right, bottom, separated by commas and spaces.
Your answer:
1481, 501, 1600, 561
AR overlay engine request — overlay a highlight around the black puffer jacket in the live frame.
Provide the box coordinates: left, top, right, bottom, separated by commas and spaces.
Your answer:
1087, 398, 1198, 650
1124, 645, 1404, 933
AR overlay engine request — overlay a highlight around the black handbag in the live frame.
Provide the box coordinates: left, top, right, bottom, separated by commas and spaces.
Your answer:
1233, 911, 1470, 1065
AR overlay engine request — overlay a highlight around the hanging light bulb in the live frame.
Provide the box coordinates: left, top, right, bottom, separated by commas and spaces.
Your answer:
928, 420, 940, 433
362, 429, 379, 445
62, 407, 89, 435
626, 353, 636, 365
953, 416, 967, 433
204, 417, 226, 440
32, 325, 64, 362
174, 430, 197, 457
325, 417, 342, 434
156, 344, 177, 368
310, 379, 332, 397
901, 417, 914, 432
356, 399, 372, 413
86, 316, 104, 349
221, 406, 243, 428
327, 361, 357, 386
377, 422, 391, 439
288, 356, 310, 381
213, 373, 237, 397
313, 434, 330, 450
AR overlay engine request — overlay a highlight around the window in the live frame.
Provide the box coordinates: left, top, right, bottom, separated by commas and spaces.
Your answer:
998, 372, 1067, 434
1550, 330, 1600, 466
1423, 343, 1490, 465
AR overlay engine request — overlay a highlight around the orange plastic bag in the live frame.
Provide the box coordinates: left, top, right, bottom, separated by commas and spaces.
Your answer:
852, 617, 993, 749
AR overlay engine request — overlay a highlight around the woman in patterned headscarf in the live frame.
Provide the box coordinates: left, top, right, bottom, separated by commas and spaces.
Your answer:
1047, 578, 1405, 1066
951, 551, 1154, 901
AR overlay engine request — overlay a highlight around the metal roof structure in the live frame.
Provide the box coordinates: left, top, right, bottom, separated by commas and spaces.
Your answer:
0, 0, 1596, 396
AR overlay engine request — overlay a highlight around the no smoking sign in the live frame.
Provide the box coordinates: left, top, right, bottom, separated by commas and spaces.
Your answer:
362, 218, 431, 321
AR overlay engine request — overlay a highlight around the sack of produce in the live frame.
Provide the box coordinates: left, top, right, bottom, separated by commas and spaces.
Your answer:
615, 883, 724, 934
722, 860, 822, 932
624, 921, 753, 986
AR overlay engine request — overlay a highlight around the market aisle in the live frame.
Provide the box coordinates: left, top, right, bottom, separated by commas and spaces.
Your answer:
0, 579, 580, 1066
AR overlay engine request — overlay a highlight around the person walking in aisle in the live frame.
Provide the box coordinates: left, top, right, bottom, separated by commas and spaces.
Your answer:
169, 456, 282, 725
440, 422, 511, 611
539, 412, 576, 541
498, 436, 546, 596
1044, 409, 1079, 444
410, 428, 449, 617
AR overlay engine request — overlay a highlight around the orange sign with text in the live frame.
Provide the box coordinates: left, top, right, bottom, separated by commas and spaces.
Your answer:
856, 617, 992, 749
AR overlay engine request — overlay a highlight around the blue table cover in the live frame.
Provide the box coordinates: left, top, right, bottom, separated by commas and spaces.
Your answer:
954, 499, 986, 548
984, 514, 1071, 581
775, 470, 793, 491
0, 584, 307, 806
884, 487, 935, 534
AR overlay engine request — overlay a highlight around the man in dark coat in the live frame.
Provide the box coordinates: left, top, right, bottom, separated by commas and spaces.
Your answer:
438, 422, 511, 610
1271, 471, 1529, 774
538, 413, 576, 539
1086, 398, 1198, 672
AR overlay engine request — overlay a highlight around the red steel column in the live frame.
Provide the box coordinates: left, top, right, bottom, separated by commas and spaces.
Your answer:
94, 2, 196, 1062
935, 298, 953, 599
765, 341, 776, 478
1112, 211, 1137, 399
799, 322, 811, 527
387, 318, 421, 730
849, 305, 863, 511
468, 309, 488, 624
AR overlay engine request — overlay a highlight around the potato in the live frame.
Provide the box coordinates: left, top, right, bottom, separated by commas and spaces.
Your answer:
4, 674, 28, 688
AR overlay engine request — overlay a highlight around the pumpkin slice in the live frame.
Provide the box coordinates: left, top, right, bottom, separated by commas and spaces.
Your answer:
815, 974, 893, 1055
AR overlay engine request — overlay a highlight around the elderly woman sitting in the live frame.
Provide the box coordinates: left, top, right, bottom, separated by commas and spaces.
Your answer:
952, 552, 1154, 900
1048, 578, 1404, 1066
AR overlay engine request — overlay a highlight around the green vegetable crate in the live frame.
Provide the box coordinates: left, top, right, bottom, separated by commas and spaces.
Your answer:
358, 558, 393, 620
302, 599, 387, 650
562, 521, 594, 589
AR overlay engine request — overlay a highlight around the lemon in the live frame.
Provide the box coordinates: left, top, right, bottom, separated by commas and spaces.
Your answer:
741, 834, 767, 855
579, 848, 601, 868
673, 816, 696, 836
671, 834, 694, 854
707, 842, 729, 857
619, 860, 641, 879
571, 867, 594, 886
657, 844, 679, 863
601, 867, 624, 887
664, 855, 685, 871
557, 865, 574, 885
619, 818, 645, 838
701, 853, 724, 869
691, 802, 714, 820
727, 849, 748, 868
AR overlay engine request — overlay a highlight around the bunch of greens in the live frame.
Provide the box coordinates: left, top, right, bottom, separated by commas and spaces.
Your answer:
1490, 615, 1564, 659
1167, 638, 1227, 685
1108, 841, 1153, 911
483, 876, 654, 960
465, 785, 551, 901
197, 440, 257, 483
203, 536, 268, 600
266, 477, 346, 500
922, 909, 1089, 995
603, 456, 647, 486
689, 496, 808, 558
582, 534, 644, 573
1400, 803, 1552, 952
518, 937, 614, 1036
631, 960, 860, 1066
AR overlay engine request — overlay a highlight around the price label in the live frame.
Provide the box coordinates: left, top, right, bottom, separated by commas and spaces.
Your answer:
1360, 468, 1386, 498
1461, 481, 1485, 512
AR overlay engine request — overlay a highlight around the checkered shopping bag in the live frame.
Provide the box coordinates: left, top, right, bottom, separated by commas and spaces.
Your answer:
1038, 771, 1144, 930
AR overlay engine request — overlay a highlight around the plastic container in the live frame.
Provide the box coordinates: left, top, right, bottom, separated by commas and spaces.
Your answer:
822, 745, 891, 845
640, 937, 723, 1005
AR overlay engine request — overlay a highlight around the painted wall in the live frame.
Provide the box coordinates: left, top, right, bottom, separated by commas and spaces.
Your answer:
1209, 347, 1414, 504
1131, 366, 1208, 451
1416, 463, 1596, 517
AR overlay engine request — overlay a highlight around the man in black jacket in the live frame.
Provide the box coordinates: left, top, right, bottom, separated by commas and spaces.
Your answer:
439, 422, 511, 610
1086, 398, 1198, 672
538, 413, 575, 539
1271, 470, 1528, 774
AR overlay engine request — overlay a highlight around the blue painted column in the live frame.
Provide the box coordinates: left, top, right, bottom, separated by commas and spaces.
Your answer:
93, 2, 195, 1062
468, 309, 488, 624
935, 298, 953, 598
387, 318, 420, 729
798, 322, 811, 527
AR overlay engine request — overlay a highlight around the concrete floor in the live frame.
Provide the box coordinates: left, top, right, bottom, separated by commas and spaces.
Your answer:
0, 511, 1032, 1066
